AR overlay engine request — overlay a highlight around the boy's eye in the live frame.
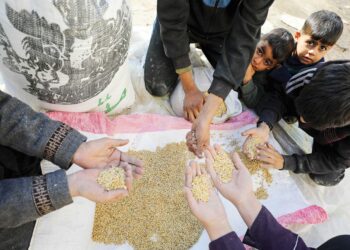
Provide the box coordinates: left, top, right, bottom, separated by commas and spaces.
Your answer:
257, 47, 263, 55
306, 40, 315, 46
264, 60, 272, 66
320, 45, 328, 51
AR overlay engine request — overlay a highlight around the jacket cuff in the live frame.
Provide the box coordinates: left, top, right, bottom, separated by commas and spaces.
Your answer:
240, 80, 256, 95
258, 110, 279, 129
209, 231, 244, 250
173, 54, 191, 70
176, 65, 192, 75
208, 78, 233, 100
282, 155, 297, 172
43, 123, 87, 169
32, 170, 72, 216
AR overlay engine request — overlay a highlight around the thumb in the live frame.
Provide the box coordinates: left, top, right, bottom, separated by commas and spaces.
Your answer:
232, 152, 248, 173
241, 128, 255, 136
109, 139, 129, 148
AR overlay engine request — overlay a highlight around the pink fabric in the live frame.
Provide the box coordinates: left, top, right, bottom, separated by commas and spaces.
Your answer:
47, 111, 327, 229
47, 111, 257, 135
277, 205, 328, 227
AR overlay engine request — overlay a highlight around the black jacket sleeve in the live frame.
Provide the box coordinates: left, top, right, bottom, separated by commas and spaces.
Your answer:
157, 0, 191, 70
255, 81, 286, 129
283, 137, 350, 174
209, 0, 274, 100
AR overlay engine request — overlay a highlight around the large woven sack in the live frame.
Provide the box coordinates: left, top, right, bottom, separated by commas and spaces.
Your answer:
0, 0, 134, 114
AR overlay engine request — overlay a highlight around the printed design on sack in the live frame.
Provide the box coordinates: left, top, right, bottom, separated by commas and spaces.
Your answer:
0, 0, 131, 104
98, 87, 127, 113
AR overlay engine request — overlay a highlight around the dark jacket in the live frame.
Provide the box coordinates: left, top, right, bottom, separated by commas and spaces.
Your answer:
157, 0, 274, 100
0, 90, 86, 228
209, 206, 312, 250
256, 55, 324, 128
283, 124, 350, 175
257, 59, 350, 175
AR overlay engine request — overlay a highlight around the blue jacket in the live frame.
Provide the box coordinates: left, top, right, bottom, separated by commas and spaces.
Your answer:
0, 90, 86, 228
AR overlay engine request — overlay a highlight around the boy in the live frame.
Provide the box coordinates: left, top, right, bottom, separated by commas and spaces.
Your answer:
171, 28, 294, 121
243, 10, 343, 144
240, 28, 295, 108
256, 61, 350, 186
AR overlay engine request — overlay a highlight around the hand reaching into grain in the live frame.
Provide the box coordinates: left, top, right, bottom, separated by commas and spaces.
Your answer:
68, 162, 133, 203
205, 145, 254, 205
184, 161, 231, 241
72, 138, 144, 179
256, 143, 284, 169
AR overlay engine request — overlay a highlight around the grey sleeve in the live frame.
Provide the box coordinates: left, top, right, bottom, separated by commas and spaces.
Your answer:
0, 91, 86, 169
240, 79, 265, 108
0, 170, 73, 228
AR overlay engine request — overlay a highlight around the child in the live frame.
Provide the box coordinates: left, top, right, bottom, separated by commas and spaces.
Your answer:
171, 28, 294, 121
257, 61, 350, 186
240, 28, 294, 108
243, 10, 344, 145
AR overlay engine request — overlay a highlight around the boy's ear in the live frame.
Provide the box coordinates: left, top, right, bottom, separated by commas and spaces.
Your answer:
294, 31, 301, 40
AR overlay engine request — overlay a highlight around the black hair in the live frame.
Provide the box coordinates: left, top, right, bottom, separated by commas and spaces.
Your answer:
295, 61, 350, 130
261, 28, 295, 63
302, 10, 343, 45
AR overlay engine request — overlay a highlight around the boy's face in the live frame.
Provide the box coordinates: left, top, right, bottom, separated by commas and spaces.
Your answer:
295, 31, 333, 65
251, 40, 279, 71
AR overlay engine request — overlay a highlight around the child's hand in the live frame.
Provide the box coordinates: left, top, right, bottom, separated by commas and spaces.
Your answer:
242, 123, 270, 145
257, 143, 284, 169
243, 64, 256, 85
205, 145, 255, 206
184, 161, 231, 240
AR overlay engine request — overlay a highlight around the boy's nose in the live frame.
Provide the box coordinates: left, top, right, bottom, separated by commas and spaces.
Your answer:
308, 49, 315, 56
254, 57, 263, 65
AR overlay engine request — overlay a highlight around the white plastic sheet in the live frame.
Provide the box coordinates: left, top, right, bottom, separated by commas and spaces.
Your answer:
30, 125, 313, 250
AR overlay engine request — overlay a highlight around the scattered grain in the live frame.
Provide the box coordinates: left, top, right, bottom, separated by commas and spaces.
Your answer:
238, 151, 272, 199
92, 142, 202, 250
254, 186, 268, 200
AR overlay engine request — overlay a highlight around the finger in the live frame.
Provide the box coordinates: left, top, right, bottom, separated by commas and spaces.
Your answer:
266, 142, 274, 149
131, 164, 144, 179
184, 185, 197, 209
185, 162, 194, 188
121, 152, 144, 168
193, 108, 200, 120
213, 144, 222, 156
206, 146, 217, 160
204, 149, 215, 163
184, 109, 189, 121
107, 138, 129, 148
259, 163, 273, 169
188, 111, 195, 123
231, 152, 246, 171
256, 155, 275, 164
205, 155, 221, 187
241, 128, 255, 136
190, 161, 199, 177
104, 189, 129, 202
124, 164, 133, 191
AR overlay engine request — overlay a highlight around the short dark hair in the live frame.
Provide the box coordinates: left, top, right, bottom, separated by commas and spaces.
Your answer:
261, 28, 295, 63
301, 10, 343, 45
295, 61, 350, 130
